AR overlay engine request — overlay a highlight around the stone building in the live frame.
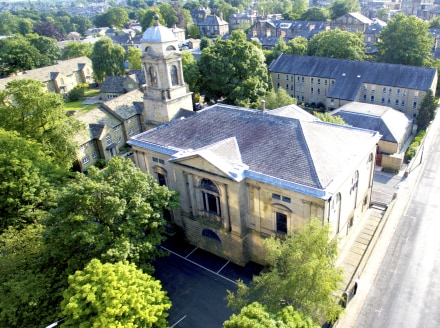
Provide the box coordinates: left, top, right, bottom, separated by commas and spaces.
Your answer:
0, 57, 93, 94
269, 54, 438, 117
129, 104, 381, 265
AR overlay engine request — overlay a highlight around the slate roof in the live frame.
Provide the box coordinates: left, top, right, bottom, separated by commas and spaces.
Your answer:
0, 56, 92, 90
128, 70, 146, 85
101, 89, 144, 119
268, 104, 320, 122
129, 105, 380, 197
200, 15, 229, 26
100, 76, 128, 93
269, 55, 437, 101
332, 102, 412, 144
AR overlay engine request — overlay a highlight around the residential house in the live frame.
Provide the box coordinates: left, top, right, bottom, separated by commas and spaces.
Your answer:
190, 7, 212, 25
197, 14, 229, 38
75, 89, 144, 171
330, 12, 373, 32
332, 102, 413, 169
128, 104, 381, 265
269, 54, 438, 117
100, 73, 141, 100
229, 10, 258, 31
0, 57, 94, 94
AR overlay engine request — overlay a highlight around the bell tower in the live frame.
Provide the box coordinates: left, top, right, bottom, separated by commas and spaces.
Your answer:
140, 15, 193, 130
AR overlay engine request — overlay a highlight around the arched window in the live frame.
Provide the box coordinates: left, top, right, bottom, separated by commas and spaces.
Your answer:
170, 65, 178, 86
201, 179, 221, 216
166, 45, 176, 51
149, 66, 157, 87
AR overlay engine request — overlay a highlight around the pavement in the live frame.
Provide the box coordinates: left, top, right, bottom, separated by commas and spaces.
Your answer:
334, 136, 430, 327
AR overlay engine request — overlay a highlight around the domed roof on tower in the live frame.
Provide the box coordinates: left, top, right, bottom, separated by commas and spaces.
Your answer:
140, 14, 177, 43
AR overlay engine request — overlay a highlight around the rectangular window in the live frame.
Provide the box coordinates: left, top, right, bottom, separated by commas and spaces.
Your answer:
282, 196, 291, 203
82, 156, 90, 164
159, 159, 165, 164
277, 74, 280, 80
114, 125, 120, 131
203, 192, 221, 216
310, 77, 314, 84
317, 78, 320, 84
153, 157, 158, 162
272, 193, 281, 200
157, 173, 167, 186
117, 136, 122, 143
276, 212, 287, 234
92, 151, 97, 158
105, 135, 112, 146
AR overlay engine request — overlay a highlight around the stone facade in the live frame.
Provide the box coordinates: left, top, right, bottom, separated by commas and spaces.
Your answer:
129, 105, 381, 265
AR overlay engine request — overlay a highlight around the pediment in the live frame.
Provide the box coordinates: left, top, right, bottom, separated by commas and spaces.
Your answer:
171, 137, 248, 181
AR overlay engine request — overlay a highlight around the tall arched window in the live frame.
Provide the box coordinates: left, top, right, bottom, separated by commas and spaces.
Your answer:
149, 66, 157, 87
170, 65, 179, 86
201, 179, 221, 216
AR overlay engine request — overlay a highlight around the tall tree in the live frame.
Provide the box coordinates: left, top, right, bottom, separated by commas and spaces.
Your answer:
91, 37, 126, 82
33, 21, 64, 41
287, 36, 309, 55
300, 7, 329, 21
198, 30, 269, 108
43, 157, 178, 274
308, 29, 366, 60
264, 88, 297, 110
182, 50, 201, 95
61, 42, 93, 59
159, 3, 178, 27
227, 218, 343, 324
0, 79, 84, 169
0, 130, 63, 232
417, 89, 437, 131
376, 14, 433, 67
137, 9, 166, 31
28, 35, 61, 66
223, 302, 318, 328
61, 259, 171, 327
328, 0, 360, 20
71, 15, 93, 36
0, 224, 61, 327
127, 46, 142, 70
0, 35, 45, 76
107, 6, 130, 28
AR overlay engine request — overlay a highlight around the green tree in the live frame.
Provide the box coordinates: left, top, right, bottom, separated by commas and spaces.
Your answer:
91, 37, 126, 82
264, 88, 297, 110
182, 50, 201, 95
137, 9, 166, 31
17, 17, 34, 35
430, 16, 440, 28
159, 3, 178, 27
287, 37, 309, 55
224, 302, 318, 328
0, 130, 63, 232
27, 34, 61, 66
376, 14, 433, 67
199, 36, 213, 50
107, 6, 130, 28
328, 0, 360, 20
314, 112, 347, 125
291, 0, 309, 19
127, 46, 142, 70
62, 42, 93, 59
62, 259, 171, 327
0, 79, 84, 169
0, 224, 62, 327
199, 30, 269, 108
308, 29, 366, 60
376, 8, 389, 22
300, 7, 329, 21
417, 89, 437, 131
0, 35, 45, 76
227, 218, 343, 324
187, 24, 200, 39
71, 15, 93, 36
43, 157, 178, 274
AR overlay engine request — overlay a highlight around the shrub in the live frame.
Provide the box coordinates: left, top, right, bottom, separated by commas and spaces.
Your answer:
68, 87, 85, 102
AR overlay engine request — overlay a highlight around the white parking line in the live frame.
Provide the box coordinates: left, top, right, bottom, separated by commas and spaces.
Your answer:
161, 246, 237, 285
171, 314, 187, 327
185, 246, 198, 259
217, 260, 230, 274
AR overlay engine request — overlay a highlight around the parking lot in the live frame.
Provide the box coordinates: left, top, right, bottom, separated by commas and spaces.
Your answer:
153, 234, 263, 328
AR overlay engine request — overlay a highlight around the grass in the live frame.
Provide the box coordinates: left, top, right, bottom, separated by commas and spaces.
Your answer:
84, 89, 100, 97
64, 100, 98, 113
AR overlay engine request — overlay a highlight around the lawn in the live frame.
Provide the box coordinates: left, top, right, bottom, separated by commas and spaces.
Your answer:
64, 101, 97, 113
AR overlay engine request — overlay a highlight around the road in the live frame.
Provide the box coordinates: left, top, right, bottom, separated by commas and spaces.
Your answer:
355, 120, 440, 327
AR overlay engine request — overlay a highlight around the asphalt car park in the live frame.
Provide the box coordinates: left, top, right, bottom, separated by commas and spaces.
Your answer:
153, 234, 263, 328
